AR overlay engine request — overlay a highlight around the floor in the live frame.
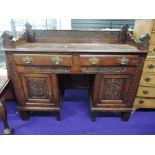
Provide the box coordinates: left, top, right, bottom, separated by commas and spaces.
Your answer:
0, 89, 155, 135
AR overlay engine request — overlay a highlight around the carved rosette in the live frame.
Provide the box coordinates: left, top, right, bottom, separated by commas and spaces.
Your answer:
104, 78, 124, 100
27, 78, 48, 99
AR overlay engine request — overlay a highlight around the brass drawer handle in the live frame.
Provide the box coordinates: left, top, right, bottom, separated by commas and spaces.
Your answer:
51, 56, 63, 65
89, 57, 100, 64
153, 48, 155, 52
118, 57, 129, 65
144, 77, 151, 82
23, 56, 33, 64
142, 90, 149, 95
147, 64, 154, 69
139, 99, 144, 104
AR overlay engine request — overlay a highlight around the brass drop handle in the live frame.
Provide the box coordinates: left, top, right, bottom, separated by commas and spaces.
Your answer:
153, 48, 155, 52
51, 56, 63, 65
144, 77, 151, 82
89, 57, 100, 65
23, 56, 33, 64
139, 99, 144, 104
147, 64, 154, 69
118, 57, 129, 65
142, 90, 149, 95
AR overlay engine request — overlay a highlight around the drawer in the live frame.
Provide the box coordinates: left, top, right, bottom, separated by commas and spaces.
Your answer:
140, 73, 155, 86
150, 32, 155, 43
13, 54, 73, 66
137, 86, 155, 98
134, 98, 155, 109
79, 55, 138, 66
148, 44, 155, 54
143, 59, 155, 72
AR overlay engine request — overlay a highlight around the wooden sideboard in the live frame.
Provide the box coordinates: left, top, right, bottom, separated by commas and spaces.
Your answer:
0, 24, 149, 121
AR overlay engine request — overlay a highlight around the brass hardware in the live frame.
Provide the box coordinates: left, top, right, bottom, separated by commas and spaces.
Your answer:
23, 56, 33, 64
144, 77, 151, 82
142, 90, 149, 95
153, 48, 155, 51
147, 64, 154, 69
51, 56, 63, 65
139, 99, 144, 104
118, 57, 129, 65
89, 57, 100, 64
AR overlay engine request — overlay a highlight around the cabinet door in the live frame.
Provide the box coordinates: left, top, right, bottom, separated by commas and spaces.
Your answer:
96, 74, 133, 106
21, 73, 58, 105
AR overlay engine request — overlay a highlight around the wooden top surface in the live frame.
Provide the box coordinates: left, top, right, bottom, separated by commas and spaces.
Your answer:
0, 43, 145, 53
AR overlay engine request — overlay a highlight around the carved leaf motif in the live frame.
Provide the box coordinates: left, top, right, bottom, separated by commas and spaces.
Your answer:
104, 78, 124, 100
27, 78, 48, 99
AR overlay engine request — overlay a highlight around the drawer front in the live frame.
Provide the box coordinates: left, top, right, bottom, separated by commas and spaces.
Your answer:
79, 55, 138, 66
13, 54, 73, 66
134, 98, 155, 108
140, 73, 155, 86
143, 59, 155, 72
137, 86, 155, 98
148, 44, 155, 54
150, 32, 155, 43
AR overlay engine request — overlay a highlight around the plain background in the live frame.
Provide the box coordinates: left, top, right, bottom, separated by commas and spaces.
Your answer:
0, 0, 155, 155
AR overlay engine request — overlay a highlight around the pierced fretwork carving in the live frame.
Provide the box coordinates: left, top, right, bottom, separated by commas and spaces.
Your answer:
81, 67, 127, 73
26, 78, 48, 99
25, 66, 71, 73
104, 78, 124, 100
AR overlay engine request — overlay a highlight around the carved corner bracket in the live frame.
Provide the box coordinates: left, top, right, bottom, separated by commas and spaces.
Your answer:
137, 33, 150, 50
1, 31, 16, 48
127, 32, 150, 50
119, 24, 150, 50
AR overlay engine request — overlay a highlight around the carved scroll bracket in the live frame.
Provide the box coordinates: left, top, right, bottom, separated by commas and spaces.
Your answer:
1, 31, 15, 48
119, 24, 150, 50
127, 32, 150, 50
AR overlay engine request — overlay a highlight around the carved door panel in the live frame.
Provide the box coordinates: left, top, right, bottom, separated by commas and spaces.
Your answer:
21, 73, 57, 104
97, 74, 133, 106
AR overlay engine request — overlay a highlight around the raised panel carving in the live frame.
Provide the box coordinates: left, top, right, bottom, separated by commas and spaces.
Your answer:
26, 78, 48, 99
21, 73, 54, 103
104, 78, 124, 100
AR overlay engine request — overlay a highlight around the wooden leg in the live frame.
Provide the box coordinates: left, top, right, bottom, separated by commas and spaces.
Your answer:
56, 111, 61, 121
121, 112, 131, 121
20, 111, 29, 121
91, 111, 96, 122
0, 99, 14, 135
